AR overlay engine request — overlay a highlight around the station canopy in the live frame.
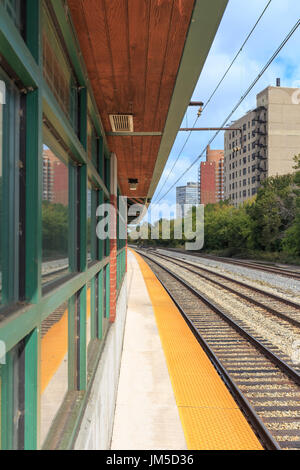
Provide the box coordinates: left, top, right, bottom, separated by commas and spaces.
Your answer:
68, 0, 227, 206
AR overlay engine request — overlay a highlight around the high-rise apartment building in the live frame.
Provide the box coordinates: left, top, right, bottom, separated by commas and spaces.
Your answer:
224, 83, 300, 206
176, 182, 199, 218
199, 145, 224, 205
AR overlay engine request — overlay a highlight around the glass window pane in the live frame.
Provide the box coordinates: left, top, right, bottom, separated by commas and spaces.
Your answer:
86, 282, 91, 369
42, 147, 69, 286
87, 116, 97, 164
0, 96, 2, 304
42, 3, 78, 130
41, 302, 68, 446
0, 340, 26, 450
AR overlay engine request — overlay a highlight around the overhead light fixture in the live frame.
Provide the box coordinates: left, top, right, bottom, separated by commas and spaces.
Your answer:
128, 178, 138, 191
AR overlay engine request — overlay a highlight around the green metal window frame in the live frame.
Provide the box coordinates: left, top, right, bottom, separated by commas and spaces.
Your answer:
0, 0, 126, 450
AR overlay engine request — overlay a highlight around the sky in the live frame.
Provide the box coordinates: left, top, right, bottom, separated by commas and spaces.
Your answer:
148, 0, 300, 216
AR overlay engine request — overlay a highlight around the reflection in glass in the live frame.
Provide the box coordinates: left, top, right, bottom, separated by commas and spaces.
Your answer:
86, 282, 91, 371
42, 147, 69, 286
87, 116, 97, 164
87, 184, 91, 262
40, 302, 68, 446
42, 2, 78, 129
0, 102, 2, 303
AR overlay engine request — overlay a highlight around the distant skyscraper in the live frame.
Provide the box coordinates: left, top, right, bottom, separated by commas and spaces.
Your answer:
176, 182, 199, 218
199, 146, 224, 205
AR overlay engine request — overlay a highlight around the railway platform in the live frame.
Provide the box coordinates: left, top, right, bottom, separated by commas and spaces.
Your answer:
111, 250, 263, 451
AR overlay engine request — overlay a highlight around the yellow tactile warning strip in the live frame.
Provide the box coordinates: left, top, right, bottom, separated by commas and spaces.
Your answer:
41, 289, 91, 393
132, 251, 263, 450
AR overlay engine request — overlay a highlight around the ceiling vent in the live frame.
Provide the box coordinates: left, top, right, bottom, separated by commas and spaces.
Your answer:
109, 114, 134, 133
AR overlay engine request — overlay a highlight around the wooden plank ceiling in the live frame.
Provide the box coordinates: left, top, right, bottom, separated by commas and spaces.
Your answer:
68, 0, 195, 199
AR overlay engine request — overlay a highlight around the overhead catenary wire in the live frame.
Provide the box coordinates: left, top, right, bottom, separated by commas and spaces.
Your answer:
152, 0, 273, 204
154, 18, 300, 205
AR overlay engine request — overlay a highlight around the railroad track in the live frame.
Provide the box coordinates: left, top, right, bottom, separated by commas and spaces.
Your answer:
148, 250, 300, 330
137, 250, 300, 450
163, 247, 300, 280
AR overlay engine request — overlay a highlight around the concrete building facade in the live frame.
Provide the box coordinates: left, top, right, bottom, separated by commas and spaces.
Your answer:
224, 85, 300, 206
176, 182, 199, 218
199, 145, 224, 205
